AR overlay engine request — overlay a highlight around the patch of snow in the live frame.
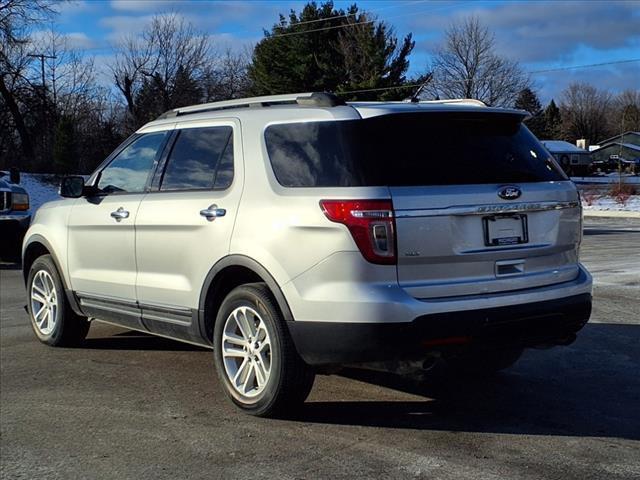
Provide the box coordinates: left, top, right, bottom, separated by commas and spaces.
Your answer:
572, 175, 640, 185
582, 195, 640, 212
20, 174, 62, 214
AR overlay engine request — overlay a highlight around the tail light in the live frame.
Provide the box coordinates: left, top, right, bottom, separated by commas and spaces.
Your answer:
320, 199, 396, 265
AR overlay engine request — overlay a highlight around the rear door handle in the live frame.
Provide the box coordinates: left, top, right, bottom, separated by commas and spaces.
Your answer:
200, 204, 226, 221
110, 207, 129, 221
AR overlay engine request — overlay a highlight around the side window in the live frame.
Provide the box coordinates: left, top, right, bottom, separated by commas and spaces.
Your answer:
160, 126, 234, 191
98, 132, 168, 193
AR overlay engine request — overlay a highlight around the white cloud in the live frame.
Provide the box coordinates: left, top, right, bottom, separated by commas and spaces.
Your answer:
110, 0, 178, 12
409, 1, 640, 64
208, 32, 258, 55
537, 62, 640, 104
110, 0, 261, 20
65, 32, 97, 50
99, 12, 200, 42
55, 0, 95, 15
405, 1, 640, 101
28, 30, 96, 51
100, 14, 155, 42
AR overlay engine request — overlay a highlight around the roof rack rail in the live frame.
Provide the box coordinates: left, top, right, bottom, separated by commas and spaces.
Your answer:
408, 98, 487, 107
156, 92, 345, 120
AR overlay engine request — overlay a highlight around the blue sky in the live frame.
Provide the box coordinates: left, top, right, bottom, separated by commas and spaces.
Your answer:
48, 0, 640, 103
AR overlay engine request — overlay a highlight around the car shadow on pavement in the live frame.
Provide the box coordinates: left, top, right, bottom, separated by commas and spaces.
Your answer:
295, 322, 640, 441
584, 228, 640, 235
83, 331, 208, 352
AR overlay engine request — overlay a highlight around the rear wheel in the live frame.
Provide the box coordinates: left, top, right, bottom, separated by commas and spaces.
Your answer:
213, 283, 315, 417
27, 255, 89, 346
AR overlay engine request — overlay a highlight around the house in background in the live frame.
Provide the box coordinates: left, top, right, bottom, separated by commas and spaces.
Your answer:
590, 131, 640, 163
541, 140, 591, 176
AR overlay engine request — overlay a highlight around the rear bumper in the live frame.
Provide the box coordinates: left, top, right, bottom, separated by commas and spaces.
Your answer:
288, 292, 592, 366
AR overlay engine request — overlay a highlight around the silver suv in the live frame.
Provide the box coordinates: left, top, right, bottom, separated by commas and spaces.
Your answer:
23, 92, 592, 417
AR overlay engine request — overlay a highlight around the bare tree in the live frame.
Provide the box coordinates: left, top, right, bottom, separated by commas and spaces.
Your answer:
425, 16, 530, 107
203, 48, 252, 102
111, 33, 153, 120
615, 89, 640, 108
111, 13, 211, 126
560, 82, 613, 144
0, 0, 57, 165
0, 0, 55, 45
40, 28, 99, 118
612, 89, 640, 133
0, 35, 33, 163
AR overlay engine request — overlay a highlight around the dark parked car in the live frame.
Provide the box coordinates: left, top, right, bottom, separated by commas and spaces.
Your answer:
588, 157, 635, 175
0, 168, 31, 261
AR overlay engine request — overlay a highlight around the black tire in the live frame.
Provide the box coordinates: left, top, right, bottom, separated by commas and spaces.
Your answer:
446, 346, 524, 376
213, 283, 315, 417
26, 255, 90, 347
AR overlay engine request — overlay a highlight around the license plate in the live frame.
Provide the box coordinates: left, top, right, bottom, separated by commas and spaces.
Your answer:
483, 214, 528, 246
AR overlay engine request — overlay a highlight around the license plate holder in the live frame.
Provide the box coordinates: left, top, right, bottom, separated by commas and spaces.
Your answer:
483, 214, 528, 246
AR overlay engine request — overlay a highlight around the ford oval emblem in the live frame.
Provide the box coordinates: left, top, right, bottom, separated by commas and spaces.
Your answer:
498, 186, 522, 200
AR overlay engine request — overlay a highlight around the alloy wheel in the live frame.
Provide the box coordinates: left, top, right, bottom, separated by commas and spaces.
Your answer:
221, 306, 272, 398
30, 270, 58, 335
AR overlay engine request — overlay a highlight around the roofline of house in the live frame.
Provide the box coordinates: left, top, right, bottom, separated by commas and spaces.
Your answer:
597, 131, 640, 145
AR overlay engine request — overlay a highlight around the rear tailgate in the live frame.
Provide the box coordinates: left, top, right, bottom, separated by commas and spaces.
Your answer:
262, 108, 581, 300
392, 182, 581, 299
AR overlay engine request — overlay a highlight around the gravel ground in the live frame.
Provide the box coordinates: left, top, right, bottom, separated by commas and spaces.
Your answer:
1, 218, 639, 480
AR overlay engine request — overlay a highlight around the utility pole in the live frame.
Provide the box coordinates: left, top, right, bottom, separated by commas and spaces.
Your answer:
27, 53, 56, 166
27, 53, 56, 102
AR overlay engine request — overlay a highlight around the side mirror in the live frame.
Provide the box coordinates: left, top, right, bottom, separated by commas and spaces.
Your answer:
60, 176, 85, 198
9, 167, 20, 184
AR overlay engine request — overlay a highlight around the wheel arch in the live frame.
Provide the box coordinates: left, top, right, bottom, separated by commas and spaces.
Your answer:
198, 255, 294, 344
22, 234, 83, 316
22, 235, 60, 285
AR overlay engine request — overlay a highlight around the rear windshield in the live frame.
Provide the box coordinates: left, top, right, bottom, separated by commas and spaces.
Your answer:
265, 112, 566, 187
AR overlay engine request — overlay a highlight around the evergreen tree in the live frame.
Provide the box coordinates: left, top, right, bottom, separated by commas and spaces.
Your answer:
248, 1, 416, 100
52, 115, 76, 173
515, 88, 545, 138
542, 99, 562, 140
172, 65, 203, 109
515, 88, 542, 114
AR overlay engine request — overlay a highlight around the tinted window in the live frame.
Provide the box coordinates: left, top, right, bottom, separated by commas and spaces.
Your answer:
265, 113, 566, 187
160, 126, 233, 191
98, 132, 168, 193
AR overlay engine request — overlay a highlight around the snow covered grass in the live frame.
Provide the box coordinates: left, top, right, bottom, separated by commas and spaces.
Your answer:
580, 181, 640, 213
21, 174, 62, 213
572, 174, 640, 186
582, 195, 640, 212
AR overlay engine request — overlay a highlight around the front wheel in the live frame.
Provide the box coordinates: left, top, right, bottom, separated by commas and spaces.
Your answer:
27, 255, 90, 347
213, 283, 315, 417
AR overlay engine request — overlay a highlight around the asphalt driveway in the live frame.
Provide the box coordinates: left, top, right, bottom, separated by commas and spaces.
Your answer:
1, 218, 639, 479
